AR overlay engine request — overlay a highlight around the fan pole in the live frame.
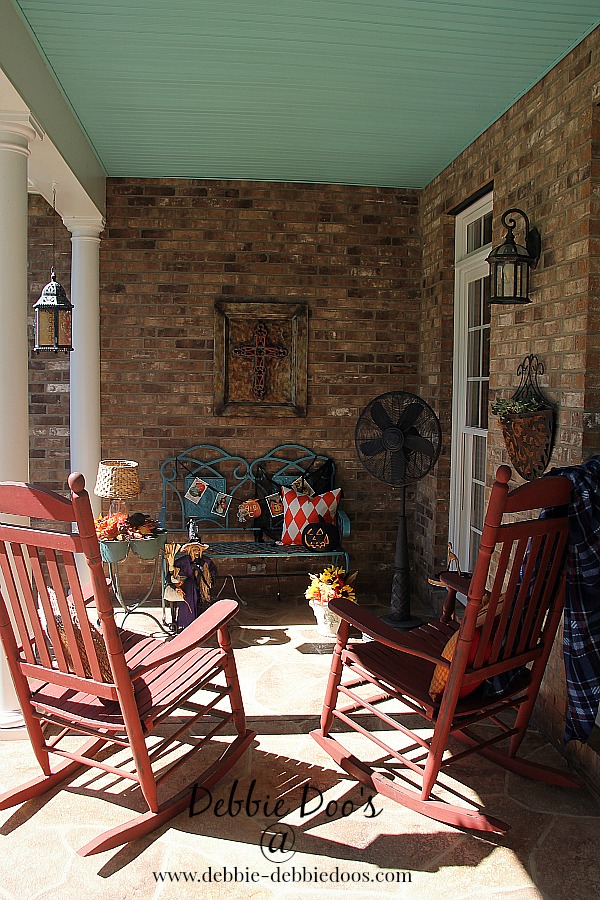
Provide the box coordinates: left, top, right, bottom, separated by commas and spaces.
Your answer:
381, 489, 422, 630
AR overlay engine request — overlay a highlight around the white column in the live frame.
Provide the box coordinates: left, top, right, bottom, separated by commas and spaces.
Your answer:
63, 216, 105, 516
0, 112, 42, 737
0, 113, 42, 483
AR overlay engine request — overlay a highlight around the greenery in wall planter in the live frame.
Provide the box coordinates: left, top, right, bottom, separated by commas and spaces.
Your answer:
490, 397, 546, 420
491, 355, 556, 481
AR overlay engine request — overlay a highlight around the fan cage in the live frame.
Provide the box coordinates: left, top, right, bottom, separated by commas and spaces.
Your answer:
355, 391, 442, 486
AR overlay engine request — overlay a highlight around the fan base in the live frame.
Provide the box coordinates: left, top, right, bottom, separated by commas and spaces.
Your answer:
380, 613, 422, 631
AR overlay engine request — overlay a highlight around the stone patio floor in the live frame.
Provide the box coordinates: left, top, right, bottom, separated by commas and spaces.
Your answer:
0, 589, 598, 900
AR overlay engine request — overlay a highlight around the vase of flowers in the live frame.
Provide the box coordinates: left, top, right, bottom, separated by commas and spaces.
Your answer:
305, 566, 357, 636
95, 512, 165, 562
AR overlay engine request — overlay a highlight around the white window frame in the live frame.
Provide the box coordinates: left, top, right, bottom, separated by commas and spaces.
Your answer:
449, 192, 493, 577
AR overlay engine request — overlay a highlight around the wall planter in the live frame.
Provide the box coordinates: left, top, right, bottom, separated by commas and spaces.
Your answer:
497, 407, 555, 480
492, 355, 556, 481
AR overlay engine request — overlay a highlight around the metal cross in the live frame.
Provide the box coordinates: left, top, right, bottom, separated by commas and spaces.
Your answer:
233, 322, 289, 399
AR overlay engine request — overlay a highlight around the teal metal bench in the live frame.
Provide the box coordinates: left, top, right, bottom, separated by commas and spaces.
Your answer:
159, 444, 350, 604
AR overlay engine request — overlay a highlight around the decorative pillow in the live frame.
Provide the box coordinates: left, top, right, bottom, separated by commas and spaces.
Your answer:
254, 458, 335, 501
253, 459, 335, 540
298, 457, 335, 495
428, 592, 504, 703
253, 470, 292, 540
280, 487, 341, 546
47, 589, 113, 684
301, 515, 341, 552
428, 630, 484, 703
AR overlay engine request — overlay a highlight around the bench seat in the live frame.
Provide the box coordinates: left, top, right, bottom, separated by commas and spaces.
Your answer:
197, 538, 349, 567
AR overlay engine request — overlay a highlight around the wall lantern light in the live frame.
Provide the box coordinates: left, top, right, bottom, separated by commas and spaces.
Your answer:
33, 188, 73, 353
487, 208, 541, 305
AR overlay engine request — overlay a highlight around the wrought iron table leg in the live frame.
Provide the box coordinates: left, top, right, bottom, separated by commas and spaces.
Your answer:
214, 573, 246, 606
107, 556, 173, 636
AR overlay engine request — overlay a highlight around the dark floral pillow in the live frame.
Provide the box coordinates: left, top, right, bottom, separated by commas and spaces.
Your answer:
253, 459, 335, 540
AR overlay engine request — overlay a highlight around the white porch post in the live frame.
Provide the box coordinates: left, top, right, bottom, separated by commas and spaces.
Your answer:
63, 216, 104, 516
0, 112, 42, 736
0, 113, 41, 483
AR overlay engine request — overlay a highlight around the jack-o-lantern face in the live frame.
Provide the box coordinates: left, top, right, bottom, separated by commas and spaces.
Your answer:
241, 499, 262, 519
302, 517, 339, 551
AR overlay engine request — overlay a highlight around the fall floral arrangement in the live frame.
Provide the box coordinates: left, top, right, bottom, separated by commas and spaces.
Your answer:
94, 512, 162, 542
305, 566, 357, 606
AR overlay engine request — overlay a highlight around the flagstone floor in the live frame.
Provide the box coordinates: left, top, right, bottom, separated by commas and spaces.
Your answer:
0, 588, 598, 900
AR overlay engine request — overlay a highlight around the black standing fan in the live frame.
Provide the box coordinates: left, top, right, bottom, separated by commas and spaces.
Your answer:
355, 391, 442, 629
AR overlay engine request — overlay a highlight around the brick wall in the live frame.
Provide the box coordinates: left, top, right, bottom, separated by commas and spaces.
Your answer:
419, 29, 599, 787
421, 33, 599, 480
99, 181, 423, 602
27, 193, 71, 491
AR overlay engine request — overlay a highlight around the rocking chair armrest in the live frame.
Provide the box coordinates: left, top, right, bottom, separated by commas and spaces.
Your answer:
328, 597, 453, 667
438, 572, 471, 594
129, 599, 239, 678
437, 572, 472, 624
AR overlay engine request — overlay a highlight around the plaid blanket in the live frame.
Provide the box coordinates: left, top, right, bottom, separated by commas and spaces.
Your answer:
549, 456, 600, 743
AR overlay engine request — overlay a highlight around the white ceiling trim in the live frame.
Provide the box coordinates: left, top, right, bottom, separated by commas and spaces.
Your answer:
0, 0, 105, 214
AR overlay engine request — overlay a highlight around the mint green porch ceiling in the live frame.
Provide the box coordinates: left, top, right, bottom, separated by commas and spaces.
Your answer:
10, 1, 600, 188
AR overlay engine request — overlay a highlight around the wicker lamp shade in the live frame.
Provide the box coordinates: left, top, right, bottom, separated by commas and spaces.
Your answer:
94, 460, 141, 499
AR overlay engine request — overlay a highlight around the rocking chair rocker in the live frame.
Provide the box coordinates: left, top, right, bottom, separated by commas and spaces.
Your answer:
312, 465, 581, 834
0, 474, 255, 856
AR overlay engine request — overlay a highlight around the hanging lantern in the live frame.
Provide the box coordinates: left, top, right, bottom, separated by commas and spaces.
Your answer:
487, 208, 541, 305
33, 186, 73, 353
34, 267, 73, 353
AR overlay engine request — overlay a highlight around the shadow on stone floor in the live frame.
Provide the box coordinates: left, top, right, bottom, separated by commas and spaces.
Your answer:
0, 591, 597, 899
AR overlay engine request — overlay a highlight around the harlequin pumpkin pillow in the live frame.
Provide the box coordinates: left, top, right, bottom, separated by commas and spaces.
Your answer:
280, 487, 341, 546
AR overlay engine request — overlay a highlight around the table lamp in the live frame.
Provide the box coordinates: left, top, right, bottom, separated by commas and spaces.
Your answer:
94, 459, 141, 517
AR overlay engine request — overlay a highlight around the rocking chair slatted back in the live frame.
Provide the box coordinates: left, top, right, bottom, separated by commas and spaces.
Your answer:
459, 471, 571, 681
312, 465, 580, 836
0, 484, 120, 699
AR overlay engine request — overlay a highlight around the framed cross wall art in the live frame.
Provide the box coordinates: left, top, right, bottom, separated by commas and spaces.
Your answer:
213, 300, 308, 417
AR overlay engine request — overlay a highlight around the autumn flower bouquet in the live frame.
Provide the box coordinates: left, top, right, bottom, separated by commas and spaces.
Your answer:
94, 512, 162, 542
305, 566, 357, 606
305, 566, 357, 636
94, 512, 166, 563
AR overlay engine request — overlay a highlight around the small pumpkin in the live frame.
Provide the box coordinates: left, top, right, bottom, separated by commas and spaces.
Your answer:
240, 499, 262, 519
302, 516, 340, 551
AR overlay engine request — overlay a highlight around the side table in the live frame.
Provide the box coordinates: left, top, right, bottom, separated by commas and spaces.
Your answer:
100, 532, 171, 634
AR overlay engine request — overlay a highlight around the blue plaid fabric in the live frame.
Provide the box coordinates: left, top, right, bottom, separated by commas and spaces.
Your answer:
548, 456, 600, 743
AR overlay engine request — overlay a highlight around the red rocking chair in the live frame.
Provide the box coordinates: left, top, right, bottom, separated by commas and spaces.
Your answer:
0, 474, 254, 856
312, 465, 581, 834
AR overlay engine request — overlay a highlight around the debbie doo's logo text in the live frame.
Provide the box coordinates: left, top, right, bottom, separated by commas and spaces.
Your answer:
189, 778, 382, 821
